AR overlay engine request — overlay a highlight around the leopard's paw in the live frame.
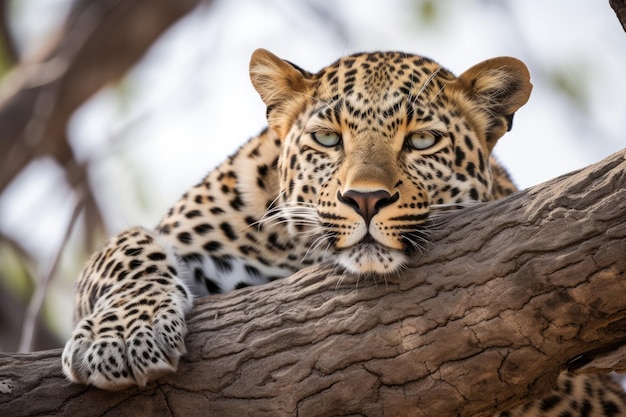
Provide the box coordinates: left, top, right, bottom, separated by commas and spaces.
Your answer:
62, 295, 189, 390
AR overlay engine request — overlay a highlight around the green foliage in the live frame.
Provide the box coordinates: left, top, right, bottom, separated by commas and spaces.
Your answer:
547, 63, 589, 111
413, 0, 442, 27
0, 241, 33, 301
0, 39, 15, 78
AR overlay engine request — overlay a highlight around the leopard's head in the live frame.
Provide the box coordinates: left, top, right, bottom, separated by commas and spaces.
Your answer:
250, 49, 531, 275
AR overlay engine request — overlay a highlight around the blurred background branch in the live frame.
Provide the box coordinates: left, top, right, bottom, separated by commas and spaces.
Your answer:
0, 0, 203, 192
17, 196, 83, 352
0, 0, 204, 351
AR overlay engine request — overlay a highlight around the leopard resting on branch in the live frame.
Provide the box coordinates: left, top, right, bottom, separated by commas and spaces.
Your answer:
62, 48, 626, 416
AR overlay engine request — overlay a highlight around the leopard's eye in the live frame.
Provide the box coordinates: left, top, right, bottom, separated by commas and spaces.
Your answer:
312, 131, 341, 147
406, 131, 440, 150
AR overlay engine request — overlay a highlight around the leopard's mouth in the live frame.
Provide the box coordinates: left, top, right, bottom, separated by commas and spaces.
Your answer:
322, 216, 431, 275
359, 234, 378, 245
335, 223, 429, 252
333, 234, 409, 275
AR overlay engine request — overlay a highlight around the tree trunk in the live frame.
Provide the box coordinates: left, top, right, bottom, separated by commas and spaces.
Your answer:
1, 149, 625, 416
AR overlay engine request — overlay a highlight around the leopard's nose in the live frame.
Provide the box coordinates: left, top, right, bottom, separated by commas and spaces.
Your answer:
337, 189, 398, 224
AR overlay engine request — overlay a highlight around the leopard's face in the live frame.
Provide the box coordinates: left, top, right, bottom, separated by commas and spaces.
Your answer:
251, 50, 531, 275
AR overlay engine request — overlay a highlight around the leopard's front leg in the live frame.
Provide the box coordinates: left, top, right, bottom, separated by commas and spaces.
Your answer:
62, 226, 192, 390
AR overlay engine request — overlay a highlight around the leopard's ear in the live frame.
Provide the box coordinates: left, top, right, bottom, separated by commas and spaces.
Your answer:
449, 57, 532, 151
250, 49, 313, 137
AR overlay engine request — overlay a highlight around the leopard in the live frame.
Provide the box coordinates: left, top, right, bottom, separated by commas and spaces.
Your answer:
62, 48, 626, 416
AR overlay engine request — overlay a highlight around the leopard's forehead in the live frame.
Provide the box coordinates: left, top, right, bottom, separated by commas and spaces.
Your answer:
312, 51, 455, 101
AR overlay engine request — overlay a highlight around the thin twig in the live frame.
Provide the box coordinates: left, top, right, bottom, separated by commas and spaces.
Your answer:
18, 191, 85, 352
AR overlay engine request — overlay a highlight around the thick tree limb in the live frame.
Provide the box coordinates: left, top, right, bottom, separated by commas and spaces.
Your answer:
1, 149, 625, 416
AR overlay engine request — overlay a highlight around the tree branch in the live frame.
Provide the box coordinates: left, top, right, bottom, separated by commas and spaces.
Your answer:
1, 149, 625, 416
18, 197, 84, 352
0, 0, 203, 193
610, 0, 626, 33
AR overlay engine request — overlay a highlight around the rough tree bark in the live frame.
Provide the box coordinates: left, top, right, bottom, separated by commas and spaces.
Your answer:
1, 149, 625, 416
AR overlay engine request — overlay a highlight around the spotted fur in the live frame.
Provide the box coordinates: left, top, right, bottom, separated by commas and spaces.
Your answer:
62, 49, 626, 416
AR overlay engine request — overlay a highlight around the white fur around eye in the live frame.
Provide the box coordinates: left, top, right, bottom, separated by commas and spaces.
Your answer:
312, 131, 341, 147
407, 131, 437, 150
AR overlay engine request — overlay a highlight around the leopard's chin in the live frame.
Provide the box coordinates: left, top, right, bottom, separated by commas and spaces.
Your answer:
334, 241, 407, 276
